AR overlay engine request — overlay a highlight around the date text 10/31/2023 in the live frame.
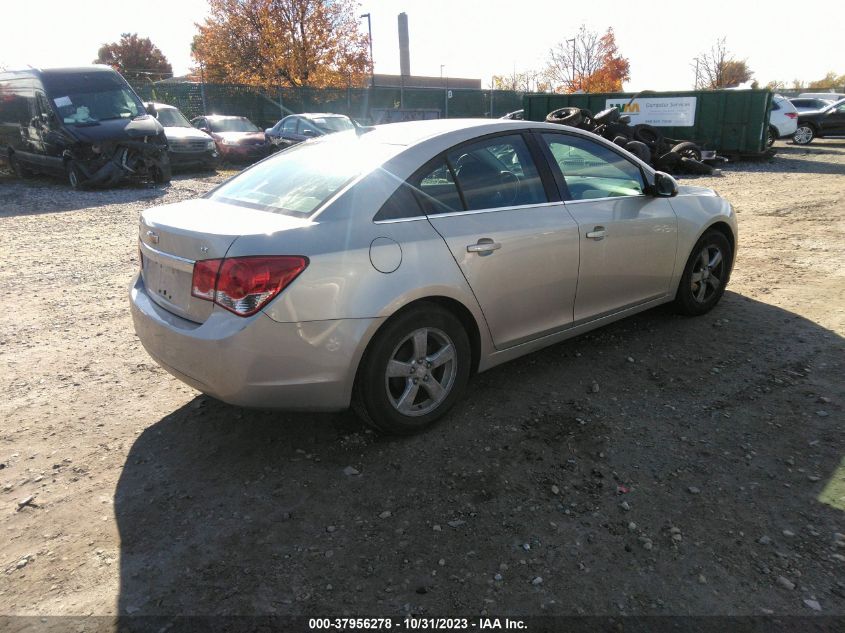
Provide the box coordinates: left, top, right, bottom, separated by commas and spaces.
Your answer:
308, 618, 527, 630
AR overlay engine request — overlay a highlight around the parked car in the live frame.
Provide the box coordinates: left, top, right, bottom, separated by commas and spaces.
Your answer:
191, 115, 270, 162
499, 109, 524, 120
798, 92, 845, 102
0, 65, 170, 188
130, 119, 736, 434
767, 94, 799, 146
265, 113, 356, 149
793, 98, 845, 144
146, 102, 218, 170
789, 97, 835, 112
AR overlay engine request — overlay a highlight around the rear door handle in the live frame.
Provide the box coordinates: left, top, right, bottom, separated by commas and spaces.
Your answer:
586, 226, 607, 240
466, 238, 502, 255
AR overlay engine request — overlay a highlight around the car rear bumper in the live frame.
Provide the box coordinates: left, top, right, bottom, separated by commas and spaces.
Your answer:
129, 273, 380, 411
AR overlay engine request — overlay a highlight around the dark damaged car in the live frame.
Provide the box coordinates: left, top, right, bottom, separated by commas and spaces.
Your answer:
0, 66, 170, 188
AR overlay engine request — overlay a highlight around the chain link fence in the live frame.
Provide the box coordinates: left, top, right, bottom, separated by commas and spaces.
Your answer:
131, 81, 526, 127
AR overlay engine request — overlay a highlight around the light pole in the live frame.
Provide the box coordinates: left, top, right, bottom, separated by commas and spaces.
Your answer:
566, 38, 576, 91
441, 65, 448, 119
360, 13, 374, 88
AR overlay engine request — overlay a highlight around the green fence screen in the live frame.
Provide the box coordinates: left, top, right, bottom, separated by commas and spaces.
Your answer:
132, 81, 526, 127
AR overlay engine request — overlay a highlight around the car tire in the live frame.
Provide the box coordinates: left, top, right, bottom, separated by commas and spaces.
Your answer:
679, 157, 714, 175
592, 107, 620, 125
674, 230, 732, 316
656, 150, 682, 171
624, 140, 651, 163
353, 303, 471, 435
766, 126, 778, 148
793, 124, 815, 145
546, 107, 583, 127
671, 142, 702, 162
9, 153, 31, 179
632, 124, 663, 148
65, 161, 85, 190
612, 135, 628, 147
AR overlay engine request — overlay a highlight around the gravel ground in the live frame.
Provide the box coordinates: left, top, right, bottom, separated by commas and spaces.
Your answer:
0, 142, 843, 619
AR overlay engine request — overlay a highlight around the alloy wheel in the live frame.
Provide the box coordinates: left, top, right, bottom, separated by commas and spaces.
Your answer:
384, 327, 457, 416
793, 126, 814, 144
690, 244, 724, 304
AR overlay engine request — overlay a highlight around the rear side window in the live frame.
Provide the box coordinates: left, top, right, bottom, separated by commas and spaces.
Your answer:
447, 134, 547, 211
283, 118, 298, 133
542, 133, 645, 200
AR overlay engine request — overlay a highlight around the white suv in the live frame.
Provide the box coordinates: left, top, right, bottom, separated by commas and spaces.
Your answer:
768, 94, 798, 146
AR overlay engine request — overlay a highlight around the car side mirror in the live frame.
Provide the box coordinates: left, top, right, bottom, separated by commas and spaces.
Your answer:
651, 171, 678, 197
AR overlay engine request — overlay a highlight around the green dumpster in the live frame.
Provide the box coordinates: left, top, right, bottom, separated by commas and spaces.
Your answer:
523, 89, 774, 155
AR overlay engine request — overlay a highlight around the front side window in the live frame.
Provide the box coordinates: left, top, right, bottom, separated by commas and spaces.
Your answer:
283, 117, 298, 133
313, 116, 354, 133
447, 134, 547, 211
541, 133, 645, 201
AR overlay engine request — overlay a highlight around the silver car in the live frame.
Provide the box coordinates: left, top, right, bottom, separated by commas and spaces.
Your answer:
130, 119, 737, 434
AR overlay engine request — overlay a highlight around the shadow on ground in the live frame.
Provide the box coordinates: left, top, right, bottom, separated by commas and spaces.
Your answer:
115, 292, 845, 616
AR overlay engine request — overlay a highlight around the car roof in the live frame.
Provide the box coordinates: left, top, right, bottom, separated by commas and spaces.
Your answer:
299, 113, 349, 119
201, 115, 251, 120
355, 118, 578, 146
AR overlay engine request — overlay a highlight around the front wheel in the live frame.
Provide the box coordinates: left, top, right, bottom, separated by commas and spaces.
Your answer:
353, 304, 471, 434
793, 125, 815, 145
66, 161, 85, 190
675, 231, 732, 316
766, 126, 777, 147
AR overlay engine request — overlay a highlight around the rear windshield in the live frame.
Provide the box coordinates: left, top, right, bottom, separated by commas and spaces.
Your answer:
209, 118, 259, 133
208, 135, 395, 217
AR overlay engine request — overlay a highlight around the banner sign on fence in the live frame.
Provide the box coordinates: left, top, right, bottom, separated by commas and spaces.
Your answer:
605, 97, 697, 127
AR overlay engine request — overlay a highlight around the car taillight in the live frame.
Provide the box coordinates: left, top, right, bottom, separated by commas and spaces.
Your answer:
191, 256, 308, 316
785, 112, 798, 119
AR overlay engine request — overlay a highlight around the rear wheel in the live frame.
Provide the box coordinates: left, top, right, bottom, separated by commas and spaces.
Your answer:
793, 124, 815, 145
766, 125, 778, 147
152, 162, 172, 184
353, 304, 471, 435
675, 231, 731, 316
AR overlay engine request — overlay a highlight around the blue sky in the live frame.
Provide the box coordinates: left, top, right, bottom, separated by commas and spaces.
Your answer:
3, 0, 843, 91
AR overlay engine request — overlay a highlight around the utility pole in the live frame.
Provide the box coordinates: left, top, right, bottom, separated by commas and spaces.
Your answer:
360, 13, 374, 88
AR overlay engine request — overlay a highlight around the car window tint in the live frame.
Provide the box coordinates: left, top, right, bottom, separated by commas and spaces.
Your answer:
374, 181, 424, 221
283, 118, 297, 133
541, 133, 645, 201
446, 134, 547, 211
413, 160, 463, 215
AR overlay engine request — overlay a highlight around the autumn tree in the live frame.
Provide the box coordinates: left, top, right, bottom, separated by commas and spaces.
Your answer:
544, 26, 630, 93
692, 38, 753, 89
192, 0, 370, 88
492, 70, 544, 92
94, 33, 173, 84
808, 71, 845, 89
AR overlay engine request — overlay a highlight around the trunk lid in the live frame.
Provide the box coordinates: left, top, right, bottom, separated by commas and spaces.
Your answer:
139, 199, 314, 323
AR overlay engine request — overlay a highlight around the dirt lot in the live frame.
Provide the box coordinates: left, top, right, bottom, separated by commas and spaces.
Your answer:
0, 142, 843, 620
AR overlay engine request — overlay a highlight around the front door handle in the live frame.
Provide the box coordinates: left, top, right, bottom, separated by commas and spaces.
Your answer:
586, 226, 607, 240
466, 238, 502, 255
